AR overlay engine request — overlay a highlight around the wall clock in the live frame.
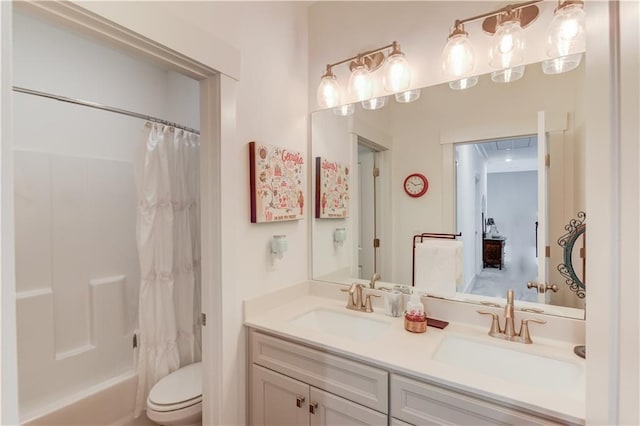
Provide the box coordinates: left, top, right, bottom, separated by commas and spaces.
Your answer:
403, 173, 428, 198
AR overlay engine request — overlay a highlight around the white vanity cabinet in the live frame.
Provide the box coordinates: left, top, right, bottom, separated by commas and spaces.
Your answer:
249, 329, 388, 426
248, 328, 582, 426
390, 374, 574, 426
252, 365, 387, 425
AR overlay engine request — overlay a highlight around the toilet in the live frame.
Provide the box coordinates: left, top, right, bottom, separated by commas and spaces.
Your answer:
146, 362, 202, 426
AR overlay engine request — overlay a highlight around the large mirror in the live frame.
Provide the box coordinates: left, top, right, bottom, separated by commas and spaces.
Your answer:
311, 59, 585, 319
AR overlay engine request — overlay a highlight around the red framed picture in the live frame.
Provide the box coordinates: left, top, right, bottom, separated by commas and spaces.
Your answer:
249, 141, 305, 223
315, 156, 350, 219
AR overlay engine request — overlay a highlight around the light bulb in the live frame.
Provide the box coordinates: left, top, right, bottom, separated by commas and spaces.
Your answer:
442, 32, 475, 79
348, 65, 374, 101
316, 72, 341, 109
542, 53, 582, 74
449, 76, 479, 90
491, 65, 525, 83
333, 104, 355, 116
395, 89, 421, 103
489, 20, 525, 69
383, 52, 411, 93
362, 96, 387, 111
546, 3, 586, 58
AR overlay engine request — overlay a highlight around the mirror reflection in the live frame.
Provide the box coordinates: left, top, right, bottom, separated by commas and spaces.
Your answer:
311, 59, 585, 319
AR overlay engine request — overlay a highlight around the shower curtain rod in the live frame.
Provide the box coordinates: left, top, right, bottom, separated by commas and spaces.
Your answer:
12, 86, 200, 135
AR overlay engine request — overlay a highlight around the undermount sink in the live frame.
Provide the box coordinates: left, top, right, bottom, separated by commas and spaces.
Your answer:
289, 308, 390, 341
432, 335, 584, 394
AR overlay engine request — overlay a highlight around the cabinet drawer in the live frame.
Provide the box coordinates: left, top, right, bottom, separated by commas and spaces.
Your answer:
251, 330, 388, 413
391, 374, 566, 425
310, 387, 387, 426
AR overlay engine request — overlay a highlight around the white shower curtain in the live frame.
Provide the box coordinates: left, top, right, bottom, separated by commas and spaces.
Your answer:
134, 122, 201, 417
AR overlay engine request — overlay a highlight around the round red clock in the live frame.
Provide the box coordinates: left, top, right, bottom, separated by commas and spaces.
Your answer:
403, 173, 429, 198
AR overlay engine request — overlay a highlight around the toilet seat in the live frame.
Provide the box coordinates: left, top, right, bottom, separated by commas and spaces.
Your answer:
147, 362, 202, 413
147, 395, 202, 412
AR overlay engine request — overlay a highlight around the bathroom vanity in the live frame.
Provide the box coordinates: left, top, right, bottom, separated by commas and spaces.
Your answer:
245, 282, 585, 426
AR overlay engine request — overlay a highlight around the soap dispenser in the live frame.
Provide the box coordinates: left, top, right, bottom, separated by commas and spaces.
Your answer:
404, 289, 427, 333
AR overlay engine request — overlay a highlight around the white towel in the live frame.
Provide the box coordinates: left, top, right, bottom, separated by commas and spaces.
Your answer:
414, 239, 463, 297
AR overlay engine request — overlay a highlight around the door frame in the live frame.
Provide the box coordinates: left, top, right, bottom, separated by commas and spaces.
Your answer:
1, 2, 238, 424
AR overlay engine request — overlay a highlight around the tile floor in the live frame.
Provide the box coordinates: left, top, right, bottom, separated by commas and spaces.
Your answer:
468, 251, 539, 303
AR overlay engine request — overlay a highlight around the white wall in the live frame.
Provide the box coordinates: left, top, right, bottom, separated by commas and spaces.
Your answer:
1, 1, 20, 423
487, 171, 538, 263
12, 11, 198, 420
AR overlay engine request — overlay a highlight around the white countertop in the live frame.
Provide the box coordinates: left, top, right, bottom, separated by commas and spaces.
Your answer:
244, 281, 585, 425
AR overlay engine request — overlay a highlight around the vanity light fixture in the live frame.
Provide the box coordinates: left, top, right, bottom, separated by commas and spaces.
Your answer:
317, 65, 341, 109
449, 76, 479, 90
333, 104, 355, 116
442, 21, 475, 80
362, 96, 387, 111
441, 0, 586, 89
316, 41, 416, 110
546, 0, 586, 62
491, 65, 526, 83
395, 89, 421, 103
488, 7, 525, 71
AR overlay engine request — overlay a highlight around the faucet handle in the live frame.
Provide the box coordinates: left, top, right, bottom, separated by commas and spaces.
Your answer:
340, 285, 359, 309
519, 318, 547, 344
364, 293, 381, 313
477, 310, 502, 337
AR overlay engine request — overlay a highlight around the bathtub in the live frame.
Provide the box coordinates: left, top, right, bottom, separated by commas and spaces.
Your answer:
22, 371, 153, 426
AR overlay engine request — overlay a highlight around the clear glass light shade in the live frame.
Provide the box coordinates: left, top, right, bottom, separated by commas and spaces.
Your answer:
542, 53, 582, 74
348, 66, 374, 101
362, 96, 387, 111
489, 20, 525, 69
442, 34, 475, 79
395, 89, 421, 103
491, 65, 525, 83
546, 4, 586, 58
383, 53, 411, 93
333, 104, 355, 116
449, 76, 479, 90
316, 74, 341, 108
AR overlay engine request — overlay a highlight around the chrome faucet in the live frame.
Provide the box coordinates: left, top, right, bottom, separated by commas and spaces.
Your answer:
369, 273, 381, 289
341, 283, 380, 313
477, 288, 547, 344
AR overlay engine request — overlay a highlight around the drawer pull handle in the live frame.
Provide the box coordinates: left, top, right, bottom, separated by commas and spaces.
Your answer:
309, 402, 318, 414
296, 396, 305, 408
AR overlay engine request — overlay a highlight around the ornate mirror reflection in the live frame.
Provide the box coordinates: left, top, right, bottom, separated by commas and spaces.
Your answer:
558, 211, 586, 299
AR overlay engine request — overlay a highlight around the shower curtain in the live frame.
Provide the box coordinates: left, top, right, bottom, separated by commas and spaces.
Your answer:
134, 122, 201, 417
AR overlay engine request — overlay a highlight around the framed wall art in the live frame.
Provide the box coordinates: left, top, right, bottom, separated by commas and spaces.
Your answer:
315, 156, 350, 219
249, 141, 305, 223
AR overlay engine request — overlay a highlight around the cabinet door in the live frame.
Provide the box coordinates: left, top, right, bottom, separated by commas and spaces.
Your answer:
309, 387, 387, 426
252, 364, 309, 426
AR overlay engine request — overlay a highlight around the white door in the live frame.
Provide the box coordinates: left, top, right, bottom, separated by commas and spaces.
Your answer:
251, 365, 309, 426
537, 111, 550, 304
358, 147, 376, 279
309, 387, 387, 426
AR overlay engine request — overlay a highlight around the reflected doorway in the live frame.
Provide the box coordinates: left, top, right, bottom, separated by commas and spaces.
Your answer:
456, 135, 539, 302
357, 140, 380, 280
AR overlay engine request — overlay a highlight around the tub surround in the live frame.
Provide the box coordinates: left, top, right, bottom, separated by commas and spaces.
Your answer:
244, 281, 585, 424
